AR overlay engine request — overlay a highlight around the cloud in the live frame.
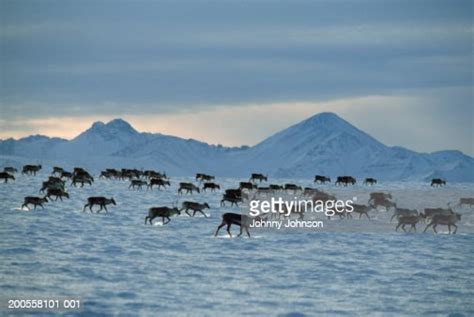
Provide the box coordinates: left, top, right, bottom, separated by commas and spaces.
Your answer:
161, 24, 472, 49
0, 0, 472, 156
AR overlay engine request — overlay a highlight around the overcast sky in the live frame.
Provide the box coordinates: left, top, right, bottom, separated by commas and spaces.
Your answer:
0, 0, 472, 155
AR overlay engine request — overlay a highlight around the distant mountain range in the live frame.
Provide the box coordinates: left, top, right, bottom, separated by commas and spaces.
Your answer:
1, 112, 473, 181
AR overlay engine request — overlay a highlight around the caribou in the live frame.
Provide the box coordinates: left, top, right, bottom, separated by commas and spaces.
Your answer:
335, 176, 356, 186
431, 178, 446, 187
269, 184, 283, 191
314, 175, 331, 184
195, 174, 214, 182
363, 178, 377, 185
391, 207, 418, 222
225, 189, 243, 198
202, 182, 220, 192
178, 182, 200, 194
145, 170, 167, 180
129, 180, 147, 190
145, 206, 181, 225
396, 215, 422, 232
71, 175, 93, 187
52, 166, 64, 175
421, 206, 454, 220
148, 178, 171, 190
22, 196, 48, 210
83, 197, 116, 213
284, 184, 303, 194
100, 170, 118, 179
215, 213, 256, 237
368, 192, 392, 205
221, 193, 242, 207
352, 204, 371, 219
121, 168, 141, 180
0, 172, 15, 183
369, 196, 397, 211
73, 168, 94, 180
73, 167, 88, 175
239, 182, 256, 190
46, 188, 70, 201
22, 164, 42, 175
40, 179, 65, 193
181, 201, 210, 217
424, 213, 461, 234
249, 173, 267, 183
195, 173, 206, 181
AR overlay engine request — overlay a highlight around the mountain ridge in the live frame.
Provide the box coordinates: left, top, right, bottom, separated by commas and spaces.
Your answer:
1, 113, 473, 181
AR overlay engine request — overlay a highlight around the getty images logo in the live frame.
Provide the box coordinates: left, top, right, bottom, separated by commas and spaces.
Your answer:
249, 196, 354, 217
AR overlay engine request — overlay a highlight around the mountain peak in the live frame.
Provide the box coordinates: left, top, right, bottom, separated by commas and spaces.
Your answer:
74, 118, 139, 142
87, 118, 137, 134
91, 121, 105, 129
308, 112, 340, 120
302, 112, 348, 127
105, 118, 137, 132
253, 111, 385, 157
284, 112, 357, 136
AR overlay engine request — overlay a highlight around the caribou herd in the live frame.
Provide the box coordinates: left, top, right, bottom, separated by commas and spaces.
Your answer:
1, 164, 470, 236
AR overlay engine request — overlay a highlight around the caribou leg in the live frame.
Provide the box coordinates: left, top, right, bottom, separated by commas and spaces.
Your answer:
215, 222, 225, 236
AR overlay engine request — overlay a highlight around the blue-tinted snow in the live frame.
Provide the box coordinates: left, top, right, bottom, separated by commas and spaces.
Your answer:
1, 170, 473, 316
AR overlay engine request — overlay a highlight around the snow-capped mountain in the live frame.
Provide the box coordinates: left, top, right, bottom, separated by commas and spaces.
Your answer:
234, 112, 389, 177
228, 112, 474, 181
0, 135, 67, 159
1, 113, 473, 181
52, 118, 149, 158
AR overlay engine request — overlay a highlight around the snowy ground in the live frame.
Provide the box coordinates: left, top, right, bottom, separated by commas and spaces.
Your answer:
1, 170, 473, 316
